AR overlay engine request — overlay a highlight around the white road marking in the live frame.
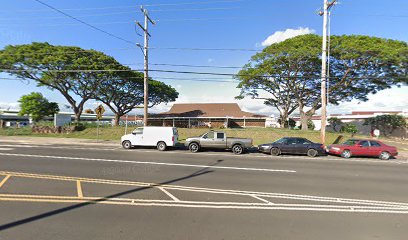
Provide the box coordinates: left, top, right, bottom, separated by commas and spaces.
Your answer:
0, 195, 407, 214
158, 187, 180, 202
0, 153, 296, 173
251, 195, 274, 205
1, 143, 406, 162
0, 148, 14, 151
2, 170, 407, 210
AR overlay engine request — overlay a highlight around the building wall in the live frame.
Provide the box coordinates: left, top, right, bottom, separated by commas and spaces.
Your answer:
147, 118, 266, 128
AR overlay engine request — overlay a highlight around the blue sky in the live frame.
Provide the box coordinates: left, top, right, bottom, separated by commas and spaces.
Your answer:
0, 0, 407, 116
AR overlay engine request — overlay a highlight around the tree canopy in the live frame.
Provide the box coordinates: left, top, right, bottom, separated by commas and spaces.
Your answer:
18, 92, 59, 122
93, 72, 178, 126
236, 34, 408, 129
364, 115, 407, 136
0, 42, 130, 121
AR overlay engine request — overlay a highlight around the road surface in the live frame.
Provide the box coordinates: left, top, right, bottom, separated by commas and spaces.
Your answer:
0, 139, 407, 239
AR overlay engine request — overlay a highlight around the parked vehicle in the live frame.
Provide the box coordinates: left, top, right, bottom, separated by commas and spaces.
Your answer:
327, 139, 398, 160
185, 131, 253, 154
121, 127, 178, 151
258, 137, 326, 157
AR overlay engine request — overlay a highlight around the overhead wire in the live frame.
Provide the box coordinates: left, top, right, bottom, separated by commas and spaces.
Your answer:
32, 0, 136, 45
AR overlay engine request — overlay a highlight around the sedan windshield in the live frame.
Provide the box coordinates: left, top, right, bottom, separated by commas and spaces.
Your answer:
342, 139, 359, 146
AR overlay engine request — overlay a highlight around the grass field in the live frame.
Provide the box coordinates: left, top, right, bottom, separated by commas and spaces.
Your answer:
0, 126, 358, 145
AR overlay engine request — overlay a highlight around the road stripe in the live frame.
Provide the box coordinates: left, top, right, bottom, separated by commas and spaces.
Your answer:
0, 196, 407, 214
2, 171, 407, 209
0, 175, 11, 188
158, 187, 180, 202
1, 144, 406, 162
251, 195, 274, 205
76, 180, 83, 198
0, 153, 296, 173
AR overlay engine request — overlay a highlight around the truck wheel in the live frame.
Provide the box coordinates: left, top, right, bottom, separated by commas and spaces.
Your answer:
270, 147, 280, 156
189, 143, 200, 153
232, 144, 243, 155
157, 141, 167, 151
122, 141, 132, 149
307, 149, 318, 157
379, 151, 390, 160
341, 150, 351, 158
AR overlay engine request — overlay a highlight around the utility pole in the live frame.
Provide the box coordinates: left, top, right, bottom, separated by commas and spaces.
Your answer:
319, 0, 336, 144
136, 6, 155, 126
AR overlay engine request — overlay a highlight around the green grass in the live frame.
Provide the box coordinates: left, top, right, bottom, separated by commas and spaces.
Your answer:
0, 126, 357, 145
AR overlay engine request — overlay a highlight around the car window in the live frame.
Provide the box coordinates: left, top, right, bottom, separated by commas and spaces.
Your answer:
274, 138, 287, 144
360, 141, 370, 147
295, 138, 307, 144
287, 139, 296, 145
133, 128, 143, 135
216, 133, 225, 139
343, 139, 359, 146
203, 132, 214, 139
173, 128, 178, 136
370, 141, 381, 147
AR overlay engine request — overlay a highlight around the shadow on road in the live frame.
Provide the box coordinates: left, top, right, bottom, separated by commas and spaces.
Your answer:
0, 160, 223, 231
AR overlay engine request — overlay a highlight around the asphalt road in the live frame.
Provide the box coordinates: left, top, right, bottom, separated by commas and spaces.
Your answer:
0, 139, 407, 240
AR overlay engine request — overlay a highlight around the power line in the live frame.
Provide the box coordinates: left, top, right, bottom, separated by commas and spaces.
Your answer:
150, 7, 241, 12
1, 0, 245, 13
32, 0, 135, 45
0, 68, 397, 80
0, 47, 260, 56
0, 77, 237, 83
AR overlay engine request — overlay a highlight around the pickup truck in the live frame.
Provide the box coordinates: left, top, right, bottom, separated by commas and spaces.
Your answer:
185, 131, 253, 154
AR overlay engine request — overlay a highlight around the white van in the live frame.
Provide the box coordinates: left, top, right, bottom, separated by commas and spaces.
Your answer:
121, 127, 178, 151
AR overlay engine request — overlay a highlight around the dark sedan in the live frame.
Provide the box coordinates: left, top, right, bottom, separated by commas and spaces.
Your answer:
258, 137, 326, 157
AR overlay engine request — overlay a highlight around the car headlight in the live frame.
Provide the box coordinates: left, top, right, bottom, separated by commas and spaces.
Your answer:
331, 147, 340, 151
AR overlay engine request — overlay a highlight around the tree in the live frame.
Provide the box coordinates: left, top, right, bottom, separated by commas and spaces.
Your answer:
0, 42, 130, 122
328, 117, 342, 132
92, 72, 179, 126
341, 123, 358, 136
236, 34, 408, 130
307, 119, 315, 130
364, 115, 407, 136
18, 92, 59, 122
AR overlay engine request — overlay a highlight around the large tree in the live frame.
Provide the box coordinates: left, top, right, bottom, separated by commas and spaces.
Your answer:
236, 34, 408, 130
0, 42, 130, 121
93, 72, 178, 126
18, 92, 59, 122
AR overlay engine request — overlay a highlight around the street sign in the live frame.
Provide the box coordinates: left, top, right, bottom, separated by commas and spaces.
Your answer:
95, 105, 105, 120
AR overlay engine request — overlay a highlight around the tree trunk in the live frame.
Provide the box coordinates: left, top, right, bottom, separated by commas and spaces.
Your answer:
298, 103, 308, 131
280, 111, 289, 129
114, 114, 121, 126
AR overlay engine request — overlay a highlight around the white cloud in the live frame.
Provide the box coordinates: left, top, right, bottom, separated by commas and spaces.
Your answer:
207, 58, 214, 63
261, 27, 315, 46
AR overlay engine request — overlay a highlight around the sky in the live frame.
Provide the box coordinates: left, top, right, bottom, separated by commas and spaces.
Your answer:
0, 0, 407, 117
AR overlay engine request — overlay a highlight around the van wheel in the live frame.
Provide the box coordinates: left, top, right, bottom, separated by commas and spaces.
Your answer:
122, 141, 132, 149
157, 142, 167, 151
307, 149, 318, 157
189, 143, 200, 153
232, 144, 243, 155
270, 147, 280, 156
379, 151, 390, 160
341, 150, 352, 158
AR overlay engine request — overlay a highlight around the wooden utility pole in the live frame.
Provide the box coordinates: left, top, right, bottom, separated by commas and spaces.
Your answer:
136, 6, 155, 126
319, 0, 336, 144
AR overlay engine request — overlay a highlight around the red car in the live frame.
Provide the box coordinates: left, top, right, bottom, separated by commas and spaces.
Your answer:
327, 139, 398, 160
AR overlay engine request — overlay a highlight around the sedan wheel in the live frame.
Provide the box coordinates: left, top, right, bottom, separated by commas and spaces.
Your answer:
379, 151, 390, 160
270, 147, 280, 156
232, 145, 243, 155
122, 140, 132, 149
341, 150, 352, 158
307, 149, 318, 157
189, 143, 200, 153
157, 142, 167, 151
